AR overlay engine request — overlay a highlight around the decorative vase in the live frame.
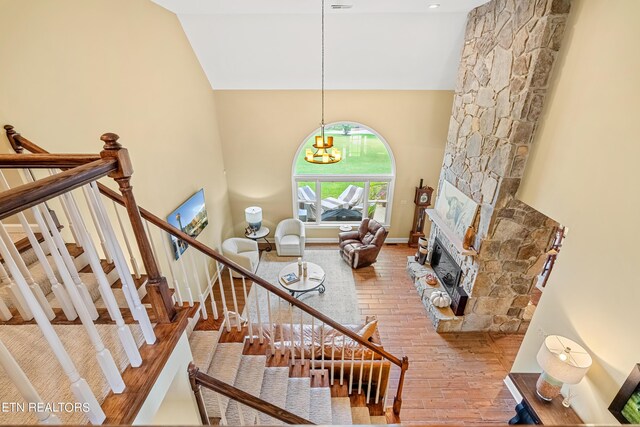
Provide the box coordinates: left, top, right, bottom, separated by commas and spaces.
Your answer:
425, 274, 438, 286
463, 226, 475, 250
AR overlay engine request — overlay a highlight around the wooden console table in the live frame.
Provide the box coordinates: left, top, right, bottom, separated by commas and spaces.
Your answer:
508, 373, 583, 425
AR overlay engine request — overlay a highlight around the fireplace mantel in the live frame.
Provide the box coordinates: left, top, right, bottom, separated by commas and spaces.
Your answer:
425, 209, 477, 257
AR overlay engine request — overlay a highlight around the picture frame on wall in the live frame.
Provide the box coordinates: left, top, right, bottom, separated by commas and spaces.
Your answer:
609, 364, 640, 424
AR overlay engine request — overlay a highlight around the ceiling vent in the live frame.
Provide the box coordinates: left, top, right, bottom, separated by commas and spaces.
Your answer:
331, 3, 353, 9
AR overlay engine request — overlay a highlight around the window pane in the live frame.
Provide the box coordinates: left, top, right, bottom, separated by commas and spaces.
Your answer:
367, 182, 388, 223
319, 182, 364, 222
296, 181, 317, 223
294, 123, 392, 175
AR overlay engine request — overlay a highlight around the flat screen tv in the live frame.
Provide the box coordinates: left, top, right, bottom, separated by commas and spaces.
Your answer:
167, 189, 208, 259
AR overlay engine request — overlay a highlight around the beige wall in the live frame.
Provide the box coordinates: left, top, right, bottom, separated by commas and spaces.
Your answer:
0, 1, 233, 276
512, 0, 640, 423
214, 90, 452, 239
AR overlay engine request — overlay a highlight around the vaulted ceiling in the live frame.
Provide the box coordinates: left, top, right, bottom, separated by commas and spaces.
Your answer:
152, 0, 490, 90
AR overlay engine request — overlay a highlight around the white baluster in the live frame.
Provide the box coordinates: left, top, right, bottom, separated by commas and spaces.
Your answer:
330, 334, 335, 385
79, 188, 111, 263
320, 322, 325, 373
112, 201, 141, 279
358, 351, 365, 394
340, 334, 345, 386
86, 183, 155, 344
217, 395, 227, 426
310, 316, 315, 370
0, 223, 55, 321
202, 254, 218, 319
177, 247, 194, 306
0, 171, 77, 321
36, 203, 99, 320
0, 234, 105, 424
266, 290, 275, 355
215, 261, 231, 332
161, 232, 183, 305
289, 303, 295, 365
188, 250, 207, 319
241, 276, 253, 344
6, 282, 33, 321
299, 309, 304, 365
366, 352, 375, 404
227, 269, 241, 331
375, 356, 384, 404
278, 298, 285, 355
0, 339, 61, 424
237, 403, 245, 426
252, 280, 264, 344
56, 186, 82, 248
64, 192, 142, 369
349, 346, 355, 394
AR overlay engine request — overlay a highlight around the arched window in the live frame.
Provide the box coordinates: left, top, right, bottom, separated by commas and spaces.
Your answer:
292, 122, 395, 226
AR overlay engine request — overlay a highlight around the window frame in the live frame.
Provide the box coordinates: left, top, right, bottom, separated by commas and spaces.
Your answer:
291, 121, 396, 228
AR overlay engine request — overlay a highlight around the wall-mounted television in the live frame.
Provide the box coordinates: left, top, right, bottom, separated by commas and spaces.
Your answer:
167, 189, 208, 259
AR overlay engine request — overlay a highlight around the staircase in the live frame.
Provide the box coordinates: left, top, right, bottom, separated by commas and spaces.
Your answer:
0, 125, 407, 425
188, 328, 392, 425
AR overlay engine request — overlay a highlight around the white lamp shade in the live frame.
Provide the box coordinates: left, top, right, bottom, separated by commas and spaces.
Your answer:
536, 335, 592, 384
245, 206, 262, 224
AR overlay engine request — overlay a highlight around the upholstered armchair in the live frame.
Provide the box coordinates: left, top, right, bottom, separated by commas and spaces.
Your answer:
221, 238, 260, 278
338, 218, 388, 269
275, 218, 305, 257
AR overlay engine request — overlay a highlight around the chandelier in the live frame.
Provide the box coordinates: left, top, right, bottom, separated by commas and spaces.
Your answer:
305, 0, 342, 164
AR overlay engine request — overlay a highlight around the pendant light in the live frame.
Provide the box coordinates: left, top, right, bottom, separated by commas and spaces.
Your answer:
305, 0, 342, 164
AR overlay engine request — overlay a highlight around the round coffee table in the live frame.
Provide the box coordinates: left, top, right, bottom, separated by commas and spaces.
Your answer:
278, 262, 326, 298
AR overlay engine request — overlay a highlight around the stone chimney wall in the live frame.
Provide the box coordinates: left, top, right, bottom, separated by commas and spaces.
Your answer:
428, 0, 571, 332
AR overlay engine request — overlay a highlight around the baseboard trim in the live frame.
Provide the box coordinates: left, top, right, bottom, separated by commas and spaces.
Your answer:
503, 375, 523, 403
305, 237, 409, 244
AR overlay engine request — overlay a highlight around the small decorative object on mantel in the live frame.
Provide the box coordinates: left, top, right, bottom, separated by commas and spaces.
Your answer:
536, 335, 592, 401
462, 225, 476, 250
609, 364, 640, 424
429, 291, 451, 308
425, 274, 438, 286
409, 179, 434, 247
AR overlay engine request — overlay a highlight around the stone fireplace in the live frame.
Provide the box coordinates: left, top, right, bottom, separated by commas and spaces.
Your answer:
408, 0, 570, 332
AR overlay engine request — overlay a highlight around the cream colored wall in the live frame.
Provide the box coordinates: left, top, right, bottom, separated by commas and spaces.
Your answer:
214, 90, 452, 239
0, 0, 233, 293
512, 1, 640, 423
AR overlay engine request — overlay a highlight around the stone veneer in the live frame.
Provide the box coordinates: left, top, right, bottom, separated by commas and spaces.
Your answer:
420, 0, 571, 332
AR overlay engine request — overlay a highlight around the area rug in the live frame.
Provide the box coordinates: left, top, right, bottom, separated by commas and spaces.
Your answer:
243, 250, 361, 325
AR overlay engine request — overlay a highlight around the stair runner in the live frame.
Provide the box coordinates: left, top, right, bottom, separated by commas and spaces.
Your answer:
189, 335, 387, 425
0, 242, 144, 316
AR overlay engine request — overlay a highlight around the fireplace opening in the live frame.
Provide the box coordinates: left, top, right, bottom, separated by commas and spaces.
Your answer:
431, 237, 468, 316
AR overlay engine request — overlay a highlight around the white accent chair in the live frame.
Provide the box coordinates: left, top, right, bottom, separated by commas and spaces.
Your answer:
275, 218, 306, 257
221, 238, 260, 278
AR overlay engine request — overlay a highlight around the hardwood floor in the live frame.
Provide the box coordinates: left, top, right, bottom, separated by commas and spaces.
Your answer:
195, 243, 524, 425
351, 244, 522, 425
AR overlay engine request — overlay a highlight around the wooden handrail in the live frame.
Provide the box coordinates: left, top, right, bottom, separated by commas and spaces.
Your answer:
0, 153, 101, 168
188, 363, 313, 425
99, 183, 403, 367
0, 158, 117, 220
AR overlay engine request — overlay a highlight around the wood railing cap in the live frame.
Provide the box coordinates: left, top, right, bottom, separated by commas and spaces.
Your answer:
100, 132, 122, 150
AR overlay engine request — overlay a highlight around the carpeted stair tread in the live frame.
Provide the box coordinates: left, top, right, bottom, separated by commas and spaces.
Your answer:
309, 387, 333, 425
371, 415, 388, 424
285, 377, 311, 421
0, 323, 145, 424
258, 367, 290, 426
188, 330, 221, 370
225, 354, 267, 425
202, 343, 244, 420
331, 397, 353, 425
351, 406, 372, 425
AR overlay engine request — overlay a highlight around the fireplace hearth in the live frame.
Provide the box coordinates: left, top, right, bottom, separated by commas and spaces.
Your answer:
431, 238, 468, 316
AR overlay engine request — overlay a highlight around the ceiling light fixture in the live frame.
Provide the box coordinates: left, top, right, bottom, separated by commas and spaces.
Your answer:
428, 3, 441, 9
305, 0, 342, 164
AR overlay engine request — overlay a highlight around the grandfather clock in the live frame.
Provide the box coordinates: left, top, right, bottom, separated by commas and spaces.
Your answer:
408, 182, 434, 247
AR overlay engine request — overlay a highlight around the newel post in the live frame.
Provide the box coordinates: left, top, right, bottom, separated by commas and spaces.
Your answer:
100, 133, 177, 323
393, 356, 409, 415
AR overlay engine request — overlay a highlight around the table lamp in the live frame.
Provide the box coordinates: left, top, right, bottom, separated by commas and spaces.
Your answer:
245, 206, 262, 232
535, 335, 592, 401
